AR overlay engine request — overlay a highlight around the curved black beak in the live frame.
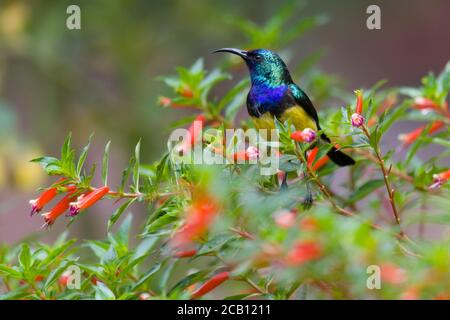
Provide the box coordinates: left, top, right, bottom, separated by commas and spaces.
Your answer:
212, 48, 248, 59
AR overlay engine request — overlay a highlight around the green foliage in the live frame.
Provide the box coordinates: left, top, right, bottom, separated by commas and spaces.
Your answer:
2, 4, 449, 301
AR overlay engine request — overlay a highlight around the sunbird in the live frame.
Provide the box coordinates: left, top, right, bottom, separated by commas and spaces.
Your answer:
213, 48, 355, 168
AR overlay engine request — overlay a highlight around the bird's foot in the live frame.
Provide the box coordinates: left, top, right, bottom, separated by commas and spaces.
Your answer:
302, 193, 314, 210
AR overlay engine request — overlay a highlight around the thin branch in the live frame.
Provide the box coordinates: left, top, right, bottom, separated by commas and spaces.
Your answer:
361, 126, 404, 237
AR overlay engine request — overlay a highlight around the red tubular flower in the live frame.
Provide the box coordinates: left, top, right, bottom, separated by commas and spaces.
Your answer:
413, 97, 439, 110
68, 186, 109, 217
290, 128, 317, 143
191, 271, 230, 299
178, 114, 206, 154
286, 240, 322, 266
174, 249, 198, 258
42, 191, 78, 227
398, 120, 444, 145
354, 90, 363, 114
306, 147, 330, 171
29, 178, 67, 216
171, 194, 219, 248
429, 169, 450, 189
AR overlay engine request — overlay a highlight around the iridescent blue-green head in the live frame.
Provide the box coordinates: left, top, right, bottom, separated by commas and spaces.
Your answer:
213, 48, 293, 86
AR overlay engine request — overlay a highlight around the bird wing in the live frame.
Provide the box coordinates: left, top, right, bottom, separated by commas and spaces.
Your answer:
288, 84, 321, 130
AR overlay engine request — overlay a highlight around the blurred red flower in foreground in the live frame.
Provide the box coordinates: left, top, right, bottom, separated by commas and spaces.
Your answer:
69, 186, 110, 217
429, 169, 450, 189
398, 120, 445, 145
299, 216, 319, 232
273, 209, 296, 228
412, 97, 448, 113
171, 193, 219, 249
286, 240, 322, 266
380, 263, 407, 284
174, 249, 198, 258
191, 271, 230, 299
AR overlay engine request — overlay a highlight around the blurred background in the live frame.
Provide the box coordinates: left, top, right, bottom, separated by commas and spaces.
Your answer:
1, 0, 449, 244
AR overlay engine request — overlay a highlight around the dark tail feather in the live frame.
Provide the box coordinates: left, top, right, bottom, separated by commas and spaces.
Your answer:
327, 147, 355, 166
320, 133, 355, 167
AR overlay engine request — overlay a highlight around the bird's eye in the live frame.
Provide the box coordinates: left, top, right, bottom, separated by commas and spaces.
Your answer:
254, 54, 263, 61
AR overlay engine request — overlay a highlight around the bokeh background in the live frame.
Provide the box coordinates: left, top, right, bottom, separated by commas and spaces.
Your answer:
1, 0, 449, 244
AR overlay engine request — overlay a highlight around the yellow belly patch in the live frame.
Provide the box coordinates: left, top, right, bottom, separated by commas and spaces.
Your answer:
251, 106, 317, 132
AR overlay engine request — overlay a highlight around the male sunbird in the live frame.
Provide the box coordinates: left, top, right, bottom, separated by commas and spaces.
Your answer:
213, 48, 355, 168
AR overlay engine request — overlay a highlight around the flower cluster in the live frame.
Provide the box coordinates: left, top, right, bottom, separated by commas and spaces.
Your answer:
30, 181, 110, 227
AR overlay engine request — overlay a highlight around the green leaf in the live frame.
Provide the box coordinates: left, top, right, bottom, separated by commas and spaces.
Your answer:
94, 282, 116, 300
168, 270, 208, 296
0, 290, 31, 300
159, 260, 176, 296
77, 133, 94, 176
0, 265, 22, 278
61, 132, 72, 162
18, 244, 31, 271
379, 101, 409, 135
348, 179, 384, 203
108, 198, 137, 231
197, 234, 236, 256
30, 156, 62, 175
132, 263, 162, 290
44, 260, 73, 290
115, 214, 133, 248
133, 140, 141, 191
102, 141, 111, 186
143, 213, 178, 236
119, 157, 135, 193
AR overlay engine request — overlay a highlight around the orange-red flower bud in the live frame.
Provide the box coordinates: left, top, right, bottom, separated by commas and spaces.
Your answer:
354, 90, 363, 114
191, 271, 230, 299
68, 186, 109, 217
398, 121, 444, 145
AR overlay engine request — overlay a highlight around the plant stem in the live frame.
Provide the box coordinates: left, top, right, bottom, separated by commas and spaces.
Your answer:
361, 126, 404, 236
